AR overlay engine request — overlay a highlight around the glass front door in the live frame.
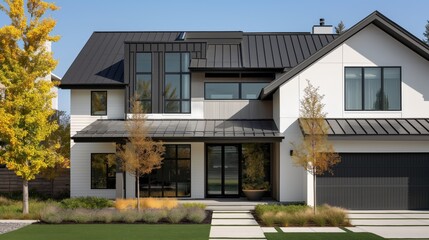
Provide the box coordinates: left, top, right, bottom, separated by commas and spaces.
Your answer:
206, 145, 240, 197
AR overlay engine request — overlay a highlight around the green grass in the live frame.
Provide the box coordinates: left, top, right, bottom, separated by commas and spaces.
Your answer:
265, 232, 385, 240
0, 224, 210, 240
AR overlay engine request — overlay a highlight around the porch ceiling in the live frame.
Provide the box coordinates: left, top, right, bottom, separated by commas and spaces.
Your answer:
72, 119, 284, 143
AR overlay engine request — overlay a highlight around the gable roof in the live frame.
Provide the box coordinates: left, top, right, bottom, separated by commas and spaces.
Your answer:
260, 11, 429, 99
60, 31, 336, 88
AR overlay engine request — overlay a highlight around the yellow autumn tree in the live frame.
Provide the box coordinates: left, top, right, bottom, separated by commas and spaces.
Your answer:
0, 0, 62, 214
291, 80, 341, 214
116, 100, 165, 211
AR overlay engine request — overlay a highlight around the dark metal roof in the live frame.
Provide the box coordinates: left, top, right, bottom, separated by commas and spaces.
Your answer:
61, 32, 182, 88
60, 31, 336, 88
300, 118, 429, 140
261, 11, 429, 99
72, 119, 284, 142
189, 33, 336, 70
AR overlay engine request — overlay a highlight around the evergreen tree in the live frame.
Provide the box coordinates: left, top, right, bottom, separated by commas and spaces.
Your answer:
335, 21, 346, 34
423, 20, 429, 45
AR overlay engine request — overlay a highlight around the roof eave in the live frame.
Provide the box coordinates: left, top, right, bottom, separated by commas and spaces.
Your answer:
59, 83, 127, 89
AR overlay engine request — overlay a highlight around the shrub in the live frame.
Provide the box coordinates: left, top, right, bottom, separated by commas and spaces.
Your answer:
40, 205, 64, 223
115, 198, 178, 210
141, 209, 165, 223
181, 203, 206, 210
260, 212, 276, 226
255, 204, 349, 227
167, 207, 187, 223
121, 210, 142, 223
66, 208, 94, 223
186, 207, 206, 223
0, 196, 13, 206
255, 204, 308, 216
61, 197, 113, 209
94, 209, 119, 223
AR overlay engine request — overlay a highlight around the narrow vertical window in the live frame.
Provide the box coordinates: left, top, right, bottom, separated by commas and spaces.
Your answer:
164, 53, 190, 113
91, 153, 116, 189
136, 53, 152, 113
91, 91, 107, 116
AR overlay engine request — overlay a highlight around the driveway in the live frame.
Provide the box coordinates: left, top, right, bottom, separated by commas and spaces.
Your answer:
348, 210, 429, 239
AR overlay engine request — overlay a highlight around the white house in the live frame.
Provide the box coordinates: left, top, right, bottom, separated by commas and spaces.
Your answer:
60, 11, 429, 210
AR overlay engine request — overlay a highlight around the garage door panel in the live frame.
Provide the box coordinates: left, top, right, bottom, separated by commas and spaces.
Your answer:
317, 153, 429, 210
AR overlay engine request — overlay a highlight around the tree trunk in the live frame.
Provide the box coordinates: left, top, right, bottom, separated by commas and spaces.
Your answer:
136, 175, 140, 211
313, 172, 317, 215
23, 180, 29, 214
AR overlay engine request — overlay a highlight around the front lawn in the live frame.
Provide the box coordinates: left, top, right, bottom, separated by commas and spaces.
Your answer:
0, 224, 210, 240
265, 232, 385, 240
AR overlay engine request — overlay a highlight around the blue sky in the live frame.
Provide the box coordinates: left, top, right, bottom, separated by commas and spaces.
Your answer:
1, 0, 428, 113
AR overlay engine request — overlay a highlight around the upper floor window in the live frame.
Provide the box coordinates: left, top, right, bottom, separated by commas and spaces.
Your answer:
91, 153, 116, 189
136, 53, 152, 112
205, 82, 268, 100
164, 53, 190, 113
91, 91, 107, 116
345, 67, 401, 111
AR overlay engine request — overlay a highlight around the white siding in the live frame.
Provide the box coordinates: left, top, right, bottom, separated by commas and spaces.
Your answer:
277, 24, 429, 203
191, 143, 205, 199
70, 142, 116, 198
70, 89, 125, 198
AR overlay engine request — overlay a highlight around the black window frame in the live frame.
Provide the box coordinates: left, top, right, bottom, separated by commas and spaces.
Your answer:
163, 52, 191, 114
90, 153, 116, 190
204, 82, 269, 100
135, 52, 152, 113
344, 66, 402, 111
91, 91, 108, 116
140, 144, 191, 197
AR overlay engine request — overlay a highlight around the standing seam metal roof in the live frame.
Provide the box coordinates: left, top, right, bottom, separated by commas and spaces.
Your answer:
60, 31, 337, 87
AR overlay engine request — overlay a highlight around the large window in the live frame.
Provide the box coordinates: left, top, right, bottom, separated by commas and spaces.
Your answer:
205, 82, 268, 100
91, 91, 107, 116
164, 53, 190, 113
345, 67, 401, 111
140, 145, 191, 197
136, 53, 152, 112
91, 153, 116, 189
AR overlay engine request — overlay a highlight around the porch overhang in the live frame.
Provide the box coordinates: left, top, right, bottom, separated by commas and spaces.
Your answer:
299, 118, 429, 140
72, 119, 284, 143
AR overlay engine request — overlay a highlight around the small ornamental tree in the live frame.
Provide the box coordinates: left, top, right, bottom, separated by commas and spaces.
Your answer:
423, 20, 429, 45
0, 0, 62, 214
291, 80, 340, 214
335, 21, 346, 34
116, 100, 165, 211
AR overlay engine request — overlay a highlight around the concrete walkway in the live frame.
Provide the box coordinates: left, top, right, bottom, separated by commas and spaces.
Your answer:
209, 210, 266, 240
348, 210, 429, 239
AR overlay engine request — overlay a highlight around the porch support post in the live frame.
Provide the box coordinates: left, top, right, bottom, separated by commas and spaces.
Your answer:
115, 146, 124, 199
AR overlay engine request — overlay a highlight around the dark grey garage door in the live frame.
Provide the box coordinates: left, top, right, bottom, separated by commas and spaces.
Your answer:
317, 153, 429, 210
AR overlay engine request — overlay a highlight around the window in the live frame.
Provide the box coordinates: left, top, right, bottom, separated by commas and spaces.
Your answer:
164, 53, 190, 113
0, 164, 6, 168
140, 144, 191, 197
345, 67, 401, 111
205, 82, 268, 100
91, 153, 116, 189
136, 53, 152, 112
205, 83, 239, 99
241, 83, 269, 99
91, 91, 107, 116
